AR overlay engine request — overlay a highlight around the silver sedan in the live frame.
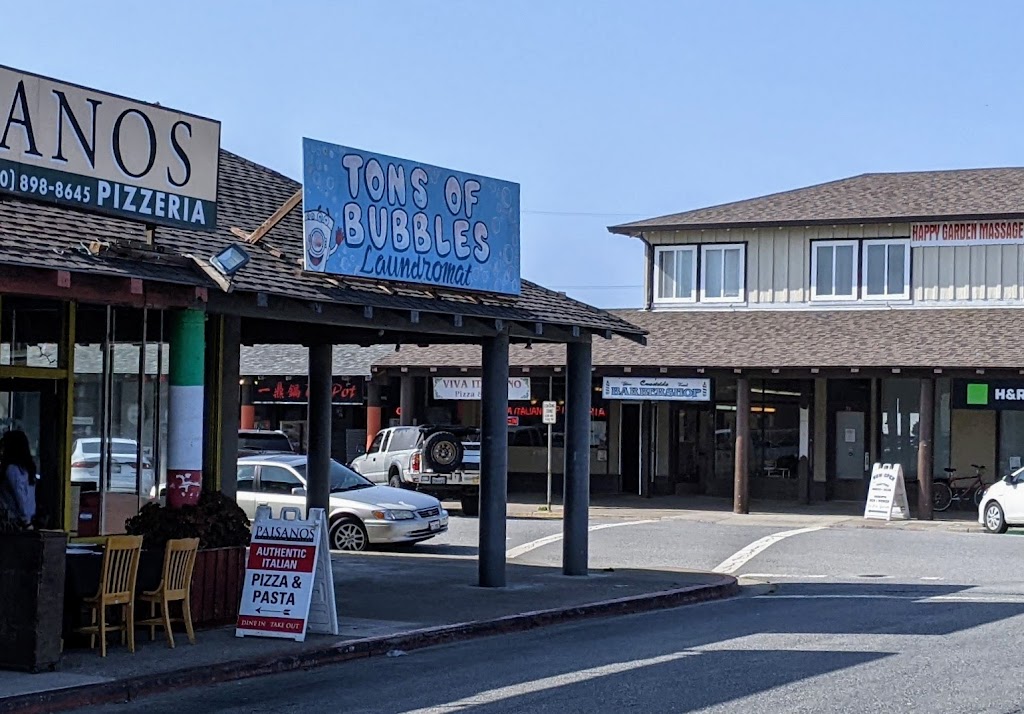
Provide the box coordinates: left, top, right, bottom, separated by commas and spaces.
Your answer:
235, 454, 449, 551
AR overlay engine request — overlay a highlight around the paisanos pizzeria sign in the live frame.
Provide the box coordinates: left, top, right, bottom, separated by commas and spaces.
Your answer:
0, 66, 220, 230
911, 220, 1024, 247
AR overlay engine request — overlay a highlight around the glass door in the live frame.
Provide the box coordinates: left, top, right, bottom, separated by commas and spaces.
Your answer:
0, 378, 62, 528
671, 405, 700, 485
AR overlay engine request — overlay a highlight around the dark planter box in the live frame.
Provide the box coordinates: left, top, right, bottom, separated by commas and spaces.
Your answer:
190, 546, 246, 627
0, 530, 67, 672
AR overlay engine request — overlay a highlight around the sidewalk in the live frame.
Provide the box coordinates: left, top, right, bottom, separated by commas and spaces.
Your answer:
0, 553, 736, 714
504, 493, 983, 532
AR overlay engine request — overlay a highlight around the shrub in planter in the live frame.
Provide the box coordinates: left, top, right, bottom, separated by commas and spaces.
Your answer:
125, 491, 251, 550
125, 492, 250, 627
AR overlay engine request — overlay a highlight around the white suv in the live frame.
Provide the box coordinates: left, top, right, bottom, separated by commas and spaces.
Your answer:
350, 426, 481, 516
979, 467, 1024, 533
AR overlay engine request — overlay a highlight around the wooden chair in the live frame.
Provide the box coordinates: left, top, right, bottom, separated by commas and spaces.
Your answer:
137, 538, 200, 648
75, 535, 143, 657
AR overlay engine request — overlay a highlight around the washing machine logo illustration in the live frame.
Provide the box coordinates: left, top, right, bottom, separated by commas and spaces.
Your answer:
304, 207, 338, 272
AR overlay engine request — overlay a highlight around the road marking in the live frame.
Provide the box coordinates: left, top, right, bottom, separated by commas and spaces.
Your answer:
712, 527, 825, 574
505, 520, 658, 559
756, 593, 1024, 604
742, 574, 946, 582
740, 573, 828, 580
399, 650, 698, 713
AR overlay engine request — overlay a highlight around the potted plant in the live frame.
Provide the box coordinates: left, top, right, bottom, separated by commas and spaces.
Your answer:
0, 513, 66, 672
126, 492, 250, 627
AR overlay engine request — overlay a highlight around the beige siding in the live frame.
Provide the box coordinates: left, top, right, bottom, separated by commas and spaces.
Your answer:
647, 223, 1024, 306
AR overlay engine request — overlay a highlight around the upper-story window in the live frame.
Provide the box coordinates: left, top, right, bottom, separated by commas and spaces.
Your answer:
701, 244, 745, 302
811, 240, 858, 300
862, 239, 910, 300
654, 246, 697, 303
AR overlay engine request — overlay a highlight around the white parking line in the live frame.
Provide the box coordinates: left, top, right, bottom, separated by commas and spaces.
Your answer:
399, 650, 698, 714
712, 527, 825, 574
740, 573, 946, 581
757, 593, 1024, 604
505, 520, 658, 559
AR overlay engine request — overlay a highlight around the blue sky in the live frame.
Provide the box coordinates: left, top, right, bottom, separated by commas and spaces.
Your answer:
8, 1, 1024, 307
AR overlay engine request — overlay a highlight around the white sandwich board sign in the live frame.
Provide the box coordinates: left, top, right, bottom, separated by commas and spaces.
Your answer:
864, 463, 911, 521
236, 506, 338, 641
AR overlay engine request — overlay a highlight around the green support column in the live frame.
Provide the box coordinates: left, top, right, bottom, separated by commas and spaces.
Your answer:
167, 309, 206, 508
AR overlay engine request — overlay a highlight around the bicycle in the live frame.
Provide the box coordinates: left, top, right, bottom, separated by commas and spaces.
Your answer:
932, 464, 987, 512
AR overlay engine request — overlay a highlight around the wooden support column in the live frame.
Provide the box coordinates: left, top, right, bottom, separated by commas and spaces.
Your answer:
365, 380, 382, 451
917, 377, 935, 521
306, 344, 333, 515
563, 340, 593, 576
734, 377, 750, 514
400, 375, 415, 426
813, 378, 828, 499
479, 334, 510, 588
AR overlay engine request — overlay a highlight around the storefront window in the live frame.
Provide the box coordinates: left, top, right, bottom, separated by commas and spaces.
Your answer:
999, 411, 1024, 478
751, 380, 801, 479
881, 378, 920, 480
0, 297, 62, 368
71, 306, 168, 536
712, 379, 801, 481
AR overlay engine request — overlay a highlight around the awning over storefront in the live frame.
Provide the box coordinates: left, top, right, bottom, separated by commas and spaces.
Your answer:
370, 306, 1024, 374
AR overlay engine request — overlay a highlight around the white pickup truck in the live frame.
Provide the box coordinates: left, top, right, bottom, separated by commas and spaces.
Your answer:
349, 425, 481, 516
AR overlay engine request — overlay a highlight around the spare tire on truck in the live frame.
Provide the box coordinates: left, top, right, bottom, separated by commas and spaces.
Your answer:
423, 431, 463, 474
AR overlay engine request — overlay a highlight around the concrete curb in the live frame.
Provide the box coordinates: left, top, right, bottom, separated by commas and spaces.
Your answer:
0, 575, 738, 714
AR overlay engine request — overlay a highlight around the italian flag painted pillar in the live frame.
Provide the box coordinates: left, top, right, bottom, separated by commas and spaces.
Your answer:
167, 309, 205, 508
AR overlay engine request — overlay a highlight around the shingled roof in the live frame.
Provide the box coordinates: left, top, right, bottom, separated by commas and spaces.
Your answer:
373, 307, 1024, 371
0, 150, 644, 343
609, 168, 1024, 234
240, 344, 394, 377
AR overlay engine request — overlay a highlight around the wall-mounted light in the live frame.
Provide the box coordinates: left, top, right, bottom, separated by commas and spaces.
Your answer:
210, 244, 251, 277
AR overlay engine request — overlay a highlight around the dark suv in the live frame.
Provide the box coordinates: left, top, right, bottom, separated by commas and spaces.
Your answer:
238, 429, 296, 457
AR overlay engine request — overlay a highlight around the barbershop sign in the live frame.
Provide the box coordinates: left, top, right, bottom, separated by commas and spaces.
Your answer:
433, 376, 530, 401
602, 377, 711, 402
911, 220, 1024, 248
0, 66, 220, 230
301, 138, 520, 295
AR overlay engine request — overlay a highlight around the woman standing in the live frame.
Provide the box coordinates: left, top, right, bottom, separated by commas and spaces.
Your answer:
0, 430, 37, 529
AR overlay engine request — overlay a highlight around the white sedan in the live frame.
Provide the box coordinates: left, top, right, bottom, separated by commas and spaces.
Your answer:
70, 437, 154, 494
235, 454, 448, 551
978, 467, 1024, 533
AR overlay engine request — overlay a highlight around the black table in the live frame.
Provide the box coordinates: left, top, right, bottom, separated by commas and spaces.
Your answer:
62, 546, 163, 647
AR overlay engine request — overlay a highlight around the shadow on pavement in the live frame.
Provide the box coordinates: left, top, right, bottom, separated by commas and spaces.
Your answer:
350, 579, 1024, 714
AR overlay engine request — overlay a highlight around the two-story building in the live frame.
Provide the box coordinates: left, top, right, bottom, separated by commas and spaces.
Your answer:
608, 168, 1024, 511
375, 169, 1024, 513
